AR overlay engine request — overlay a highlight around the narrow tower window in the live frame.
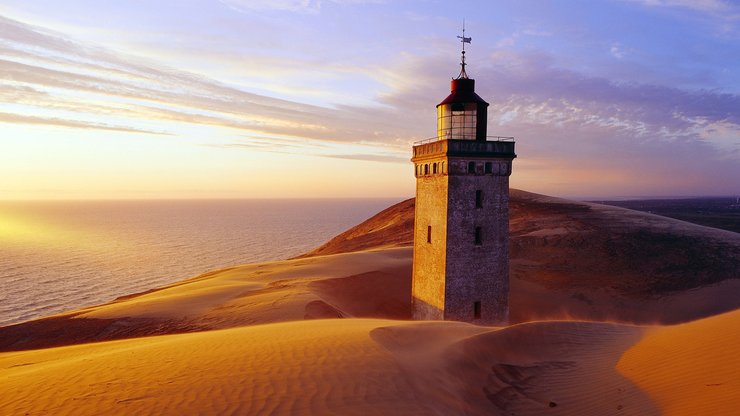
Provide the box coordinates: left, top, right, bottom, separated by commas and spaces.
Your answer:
468, 161, 476, 174
475, 190, 483, 208
474, 301, 482, 319
475, 226, 482, 245
424, 164, 429, 175
433, 163, 438, 174
427, 225, 432, 243
485, 162, 492, 174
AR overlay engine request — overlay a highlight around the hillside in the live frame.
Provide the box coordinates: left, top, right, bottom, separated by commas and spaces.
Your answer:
305, 189, 740, 323
299, 197, 415, 257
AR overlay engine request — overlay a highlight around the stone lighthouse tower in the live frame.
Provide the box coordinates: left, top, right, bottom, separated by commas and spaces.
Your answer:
411, 29, 516, 324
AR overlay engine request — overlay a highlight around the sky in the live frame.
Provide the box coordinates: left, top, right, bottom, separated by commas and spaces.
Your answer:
0, 0, 738, 200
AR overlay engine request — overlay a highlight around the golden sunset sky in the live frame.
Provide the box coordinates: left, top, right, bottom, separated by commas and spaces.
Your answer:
1, 0, 738, 199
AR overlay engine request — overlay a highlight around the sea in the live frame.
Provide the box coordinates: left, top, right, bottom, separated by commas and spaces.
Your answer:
0, 198, 402, 327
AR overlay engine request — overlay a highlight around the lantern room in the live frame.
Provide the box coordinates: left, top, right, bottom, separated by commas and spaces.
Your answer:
436, 77, 489, 141
435, 26, 489, 141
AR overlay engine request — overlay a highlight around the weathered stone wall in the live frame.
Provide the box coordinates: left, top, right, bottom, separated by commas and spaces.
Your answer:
411, 139, 514, 324
411, 156, 448, 320
445, 157, 511, 324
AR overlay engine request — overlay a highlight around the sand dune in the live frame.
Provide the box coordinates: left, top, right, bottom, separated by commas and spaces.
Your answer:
307, 190, 740, 324
2, 190, 739, 414
0, 249, 412, 351
618, 309, 740, 416
0, 317, 647, 415
4, 311, 739, 415
0, 319, 434, 415
299, 198, 414, 258
4, 242, 736, 352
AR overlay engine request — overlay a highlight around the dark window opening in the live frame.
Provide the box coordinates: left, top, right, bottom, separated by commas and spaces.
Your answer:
474, 301, 481, 319
475, 226, 482, 245
424, 164, 429, 175
468, 161, 476, 174
475, 190, 483, 208
433, 163, 438, 174
427, 225, 432, 243
485, 162, 492, 174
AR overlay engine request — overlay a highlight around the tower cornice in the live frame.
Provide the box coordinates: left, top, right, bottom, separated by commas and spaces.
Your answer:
412, 138, 516, 162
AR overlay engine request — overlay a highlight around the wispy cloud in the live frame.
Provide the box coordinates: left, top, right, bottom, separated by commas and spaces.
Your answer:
473, 51, 740, 195
624, 0, 734, 13
365, 48, 739, 195
1, 9, 737, 197
621, 0, 740, 34
219, 0, 383, 14
322, 153, 406, 163
4, 11, 737, 153
480, 51, 740, 128
0, 111, 167, 134
216, 133, 407, 163
0, 14, 408, 149
610, 43, 627, 59
220, 0, 322, 14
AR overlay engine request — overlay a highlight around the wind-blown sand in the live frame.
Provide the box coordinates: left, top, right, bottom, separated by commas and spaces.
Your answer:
1, 190, 739, 415
618, 309, 740, 416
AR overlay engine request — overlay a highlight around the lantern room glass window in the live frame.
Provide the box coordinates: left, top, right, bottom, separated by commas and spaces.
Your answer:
437, 102, 477, 140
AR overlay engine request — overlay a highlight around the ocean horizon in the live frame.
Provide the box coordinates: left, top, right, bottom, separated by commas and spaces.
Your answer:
0, 198, 404, 327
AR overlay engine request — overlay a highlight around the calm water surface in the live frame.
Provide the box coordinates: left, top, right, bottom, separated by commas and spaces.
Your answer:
0, 198, 401, 326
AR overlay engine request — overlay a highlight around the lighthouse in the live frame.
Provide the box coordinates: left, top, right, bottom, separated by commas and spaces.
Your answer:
410, 28, 516, 324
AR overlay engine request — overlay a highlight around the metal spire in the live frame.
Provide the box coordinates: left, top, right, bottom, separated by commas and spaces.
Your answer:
456, 19, 472, 79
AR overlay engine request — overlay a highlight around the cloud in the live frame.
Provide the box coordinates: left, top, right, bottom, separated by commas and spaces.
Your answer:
475, 52, 740, 195
215, 138, 406, 163
0, 111, 167, 134
480, 51, 740, 129
621, 0, 740, 34
1, 12, 737, 196
321, 153, 407, 163
0, 14, 401, 148
219, 0, 382, 14
610, 43, 627, 59
366, 49, 739, 195
220, 0, 321, 13
373, 49, 740, 149
495, 28, 554, 49
624, 0, 734, 13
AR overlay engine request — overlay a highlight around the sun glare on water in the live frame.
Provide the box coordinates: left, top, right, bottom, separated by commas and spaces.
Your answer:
0, 211, 91, 249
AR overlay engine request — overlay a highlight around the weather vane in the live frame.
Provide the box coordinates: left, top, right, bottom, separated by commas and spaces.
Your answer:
456, 19, 472, 79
